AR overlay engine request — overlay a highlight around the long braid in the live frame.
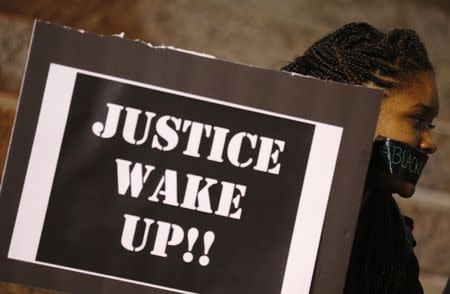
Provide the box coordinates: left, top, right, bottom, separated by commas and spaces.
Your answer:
282, 22, 433, 89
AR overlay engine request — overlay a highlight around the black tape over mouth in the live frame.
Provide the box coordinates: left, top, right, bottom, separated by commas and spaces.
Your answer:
372, 138, 429, 185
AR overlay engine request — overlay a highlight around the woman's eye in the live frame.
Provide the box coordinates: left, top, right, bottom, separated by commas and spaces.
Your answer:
412, 116, 424, 125
411, 116, 435, 130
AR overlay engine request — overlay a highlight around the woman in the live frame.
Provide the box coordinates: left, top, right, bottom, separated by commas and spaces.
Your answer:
282, 23, 438, 294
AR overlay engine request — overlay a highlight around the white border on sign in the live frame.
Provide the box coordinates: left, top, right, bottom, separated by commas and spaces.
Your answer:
8, 63, 343, 294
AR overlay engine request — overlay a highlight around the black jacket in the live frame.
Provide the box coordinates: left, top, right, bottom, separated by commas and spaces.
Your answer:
344, 192, 423, 294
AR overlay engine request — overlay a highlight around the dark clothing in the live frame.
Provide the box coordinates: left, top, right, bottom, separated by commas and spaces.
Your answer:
443, 277, 450, 294
399, 217, 423, 294
344, 192, 423, 294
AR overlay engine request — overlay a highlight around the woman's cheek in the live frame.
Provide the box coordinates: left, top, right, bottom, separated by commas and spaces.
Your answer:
383, 117, 420, 148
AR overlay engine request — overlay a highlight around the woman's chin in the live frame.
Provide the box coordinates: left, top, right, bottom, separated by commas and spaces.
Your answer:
394, 182, 416, 198
380, 172, 417, 198
370, 168, 418, 198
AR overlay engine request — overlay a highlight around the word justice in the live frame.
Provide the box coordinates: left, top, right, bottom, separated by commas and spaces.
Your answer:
92, 103, 286, 175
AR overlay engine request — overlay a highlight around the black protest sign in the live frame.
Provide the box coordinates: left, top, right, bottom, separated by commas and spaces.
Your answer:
34, 69, 315, 293
0, 21, 382, 294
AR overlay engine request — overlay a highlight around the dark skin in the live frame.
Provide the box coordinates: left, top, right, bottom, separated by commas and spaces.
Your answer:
367, 70, 439, 199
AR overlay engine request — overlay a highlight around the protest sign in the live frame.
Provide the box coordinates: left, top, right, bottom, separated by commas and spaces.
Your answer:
0, 21, 381, 294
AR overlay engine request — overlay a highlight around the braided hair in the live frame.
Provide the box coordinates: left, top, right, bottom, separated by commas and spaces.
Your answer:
282, 23, 433, 294
282, 22, 433, 89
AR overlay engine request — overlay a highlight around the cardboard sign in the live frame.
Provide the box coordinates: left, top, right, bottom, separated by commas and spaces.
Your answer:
0, 21, 381, 294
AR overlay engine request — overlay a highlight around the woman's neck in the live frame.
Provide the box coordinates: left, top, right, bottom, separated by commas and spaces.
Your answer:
361, 170, 391, 210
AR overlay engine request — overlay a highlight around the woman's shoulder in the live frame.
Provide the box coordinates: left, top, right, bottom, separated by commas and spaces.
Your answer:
401, 214, 417, 248
403, 215, 414, 230
399, 214, 424, 293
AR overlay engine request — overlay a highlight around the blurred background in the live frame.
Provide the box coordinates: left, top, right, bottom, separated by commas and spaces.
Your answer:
0, 1, 448, 293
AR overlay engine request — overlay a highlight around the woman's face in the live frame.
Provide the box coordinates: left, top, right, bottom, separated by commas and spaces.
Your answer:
372, 71, 439, 197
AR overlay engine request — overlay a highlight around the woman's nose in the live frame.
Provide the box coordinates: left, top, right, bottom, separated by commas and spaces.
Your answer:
419, 131, 438, 154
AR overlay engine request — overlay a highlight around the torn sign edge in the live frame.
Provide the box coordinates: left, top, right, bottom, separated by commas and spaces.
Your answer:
35, 19, 382, 92
39, 19, 216, 60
